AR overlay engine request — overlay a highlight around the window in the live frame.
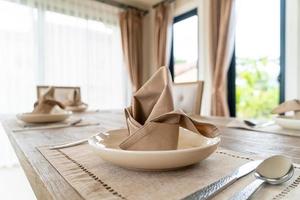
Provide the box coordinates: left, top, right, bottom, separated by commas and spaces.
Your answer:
170, 9, 198, 83
228, 0, 285, 119
0, 0, 127, 114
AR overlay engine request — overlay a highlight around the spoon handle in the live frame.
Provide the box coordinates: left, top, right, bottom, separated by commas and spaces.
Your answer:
230, 179, 265, 200
50, 139, 88, 150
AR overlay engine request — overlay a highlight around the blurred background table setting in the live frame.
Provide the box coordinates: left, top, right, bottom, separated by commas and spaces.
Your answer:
2, 67, 298, 200
13, 86, 100, 132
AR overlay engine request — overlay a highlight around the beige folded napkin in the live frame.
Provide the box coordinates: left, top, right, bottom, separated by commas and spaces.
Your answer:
32, 87, 65, 114
63, 89, 82, 106
272, 99, 300, 118
120, 66, 219, 151
63, 89, 88, 110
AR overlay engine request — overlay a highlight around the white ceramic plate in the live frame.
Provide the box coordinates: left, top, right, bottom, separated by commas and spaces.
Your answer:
16, 111, 72, 123
274, 116, 300, 130
66, 104, 88, 112
89, 128, 220, 171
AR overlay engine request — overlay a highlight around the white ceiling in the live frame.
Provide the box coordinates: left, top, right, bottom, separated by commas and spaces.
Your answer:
113, 0, 162, 9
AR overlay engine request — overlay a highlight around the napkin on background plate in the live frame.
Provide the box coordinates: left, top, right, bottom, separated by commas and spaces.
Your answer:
64, 89, 87, 107
120, 66, 219, 151
272, 99, 300, 118
32, 87, 65, 114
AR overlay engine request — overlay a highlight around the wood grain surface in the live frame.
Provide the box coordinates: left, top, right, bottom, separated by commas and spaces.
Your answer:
2, 110, 300, 200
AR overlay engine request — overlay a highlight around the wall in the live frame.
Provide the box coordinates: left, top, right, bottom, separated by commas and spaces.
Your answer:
285, 0, 300, 100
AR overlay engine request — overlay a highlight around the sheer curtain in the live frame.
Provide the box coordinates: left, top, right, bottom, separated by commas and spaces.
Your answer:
0, 1, 38, 114
0, 0, 128, 114
0, 0, 128, 167
43, 11, 126, 109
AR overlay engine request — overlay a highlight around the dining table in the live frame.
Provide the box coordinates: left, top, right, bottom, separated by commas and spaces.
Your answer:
1, 109, 300, 200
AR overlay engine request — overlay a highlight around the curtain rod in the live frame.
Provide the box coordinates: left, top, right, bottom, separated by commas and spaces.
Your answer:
152, 0, 176, 8
94, 0, 149, 15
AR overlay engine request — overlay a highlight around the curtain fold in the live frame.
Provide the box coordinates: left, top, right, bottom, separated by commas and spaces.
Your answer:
119, 9, 143, 92
153, 2, 174, 69
210, 0, 236, 116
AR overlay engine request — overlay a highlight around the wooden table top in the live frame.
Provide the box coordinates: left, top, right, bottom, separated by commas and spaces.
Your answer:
2, 110, 300, 200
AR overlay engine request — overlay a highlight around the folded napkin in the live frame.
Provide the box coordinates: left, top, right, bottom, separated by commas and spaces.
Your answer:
64, 89, 86, 107
32, 87, 65, 114
120, 66, 219, 151
272, 99, 300, 118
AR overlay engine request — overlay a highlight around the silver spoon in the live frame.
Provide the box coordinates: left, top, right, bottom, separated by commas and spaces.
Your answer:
230, 155, 294, 200
244, 120, 274, 128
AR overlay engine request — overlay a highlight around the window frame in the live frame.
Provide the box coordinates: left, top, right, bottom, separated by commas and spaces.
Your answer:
227, 0, 286, 117
169, 8, 198, 81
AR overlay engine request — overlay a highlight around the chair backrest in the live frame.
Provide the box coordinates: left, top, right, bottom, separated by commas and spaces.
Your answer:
36, 86, 81, 104
172, 81, 204, 115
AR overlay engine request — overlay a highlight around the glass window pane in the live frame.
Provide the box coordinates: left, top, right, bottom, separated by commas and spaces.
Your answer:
173, 15, 198, 83
235, 0, 280, 119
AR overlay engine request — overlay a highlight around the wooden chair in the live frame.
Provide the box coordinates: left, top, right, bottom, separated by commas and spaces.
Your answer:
172, 81, 204, 115
36, 86, 81, 105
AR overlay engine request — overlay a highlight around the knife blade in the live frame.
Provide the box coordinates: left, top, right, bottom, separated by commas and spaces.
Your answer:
183, 160, 262, 200
12, 118, 83, 132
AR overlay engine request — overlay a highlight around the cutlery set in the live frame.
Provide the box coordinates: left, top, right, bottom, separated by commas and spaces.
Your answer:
185, 156, 294, 200
184, 160, 261, 200
230, 156, 294, 200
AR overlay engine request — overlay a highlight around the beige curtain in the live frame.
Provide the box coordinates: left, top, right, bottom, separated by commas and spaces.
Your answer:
210, 0, 236, 116
119, 9, 143, 92
153, 2, 174, 68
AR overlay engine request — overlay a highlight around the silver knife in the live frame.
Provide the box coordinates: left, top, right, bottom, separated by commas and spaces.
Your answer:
183, 160, 262, 200
13, 118, 83, 132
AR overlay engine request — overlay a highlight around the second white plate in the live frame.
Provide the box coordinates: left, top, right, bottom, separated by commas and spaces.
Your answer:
66, 104, 88, 112
274, 116, 300, 130
16, 111, 72, 123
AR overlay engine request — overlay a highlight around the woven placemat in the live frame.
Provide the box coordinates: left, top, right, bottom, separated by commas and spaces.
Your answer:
38, 144, 300, 200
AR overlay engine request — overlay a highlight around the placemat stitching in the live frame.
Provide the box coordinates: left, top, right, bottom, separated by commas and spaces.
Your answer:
216, 150, 300, 199
216, 151, 254, 161
57, 149, 127, 200
216, 150, 300, 169
53, 148, 300, 200
272, 175, 300, 200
